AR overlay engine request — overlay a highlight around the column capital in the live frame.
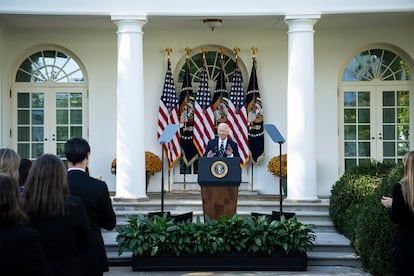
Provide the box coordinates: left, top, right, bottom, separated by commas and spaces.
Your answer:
284, 14, 320, 32
111, 14, 147, 32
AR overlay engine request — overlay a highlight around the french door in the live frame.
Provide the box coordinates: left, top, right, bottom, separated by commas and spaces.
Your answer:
11, 86, 88, 160
340, 85, 411, 173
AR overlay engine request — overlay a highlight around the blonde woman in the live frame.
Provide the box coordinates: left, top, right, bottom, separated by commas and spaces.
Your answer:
0, 148, 20, 182
381, 151, 414, 276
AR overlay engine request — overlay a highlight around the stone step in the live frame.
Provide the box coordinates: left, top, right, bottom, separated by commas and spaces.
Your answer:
107, 193, 361, 268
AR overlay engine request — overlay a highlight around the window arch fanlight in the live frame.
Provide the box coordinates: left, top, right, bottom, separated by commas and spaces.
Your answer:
175, 46, 248, 86
342, 48, 411, 82
15, 49, 85, 83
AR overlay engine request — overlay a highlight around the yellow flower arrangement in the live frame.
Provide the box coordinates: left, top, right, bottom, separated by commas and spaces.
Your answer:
267, 154, 287, 177
145, 151, 162, 176
110, 151, 162, 176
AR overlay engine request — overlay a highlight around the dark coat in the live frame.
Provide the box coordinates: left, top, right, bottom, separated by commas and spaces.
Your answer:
203, 137, 240, 158
67, 170, 116, 274
0, 224, 52, 276
28, 196, 90, 276
390, 182, 414, 276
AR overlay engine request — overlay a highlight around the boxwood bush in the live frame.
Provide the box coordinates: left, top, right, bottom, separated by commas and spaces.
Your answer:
353, 164, 401, 276
329, 162, 401, 275
329, 163, 393, 240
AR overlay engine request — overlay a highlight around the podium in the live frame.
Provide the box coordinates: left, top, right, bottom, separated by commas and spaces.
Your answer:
198, 157, 241, 220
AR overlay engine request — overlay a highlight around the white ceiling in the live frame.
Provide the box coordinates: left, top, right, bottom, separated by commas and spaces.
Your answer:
0, 12, 413, 31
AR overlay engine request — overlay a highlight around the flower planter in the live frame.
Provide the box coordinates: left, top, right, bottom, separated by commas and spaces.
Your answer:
132, 251, 307, 271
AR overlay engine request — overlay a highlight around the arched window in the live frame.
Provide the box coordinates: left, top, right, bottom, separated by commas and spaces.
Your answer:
15, 50, 84, 83
342, 48, 411, 82
12, 47, 88, 160
339, 46, 413, 173
177, 50, 238, 83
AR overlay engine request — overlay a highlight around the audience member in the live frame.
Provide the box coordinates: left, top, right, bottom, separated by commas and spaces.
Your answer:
19, 158, 32, 192
381, 151, 414, 276
0, 148, 21, 182
0, 173, 52, 276
24, 154, 90, 276
64, 137, 116, 276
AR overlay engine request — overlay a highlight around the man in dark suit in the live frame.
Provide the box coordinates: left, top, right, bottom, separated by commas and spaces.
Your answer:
64, 137, 116, 276
204, 122, 240, 158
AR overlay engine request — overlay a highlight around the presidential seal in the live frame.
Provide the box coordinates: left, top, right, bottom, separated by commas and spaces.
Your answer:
211, 160, 228, 179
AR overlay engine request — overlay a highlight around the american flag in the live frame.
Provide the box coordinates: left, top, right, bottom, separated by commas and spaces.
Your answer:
157, 59, 180, 170
193, 59, 215, 156
227, 63, 249, 166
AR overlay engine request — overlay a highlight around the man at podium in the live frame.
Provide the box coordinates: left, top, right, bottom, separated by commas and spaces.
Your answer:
204, 123, 240, 158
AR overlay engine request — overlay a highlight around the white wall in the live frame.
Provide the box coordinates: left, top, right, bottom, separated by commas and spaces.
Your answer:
0, 19, 413, 195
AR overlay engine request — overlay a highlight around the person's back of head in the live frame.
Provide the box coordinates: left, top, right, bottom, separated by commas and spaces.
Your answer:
64, 137, 90, 165
24, 154, 68, 220
0, 148, 21, 183
19, 158, 32, 187
0, 173, 26, 226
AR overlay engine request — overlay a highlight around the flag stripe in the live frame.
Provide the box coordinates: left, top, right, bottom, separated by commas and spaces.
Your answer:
193, 62, 215, 156
228, 65, 249, 166
157, 60, 181, 169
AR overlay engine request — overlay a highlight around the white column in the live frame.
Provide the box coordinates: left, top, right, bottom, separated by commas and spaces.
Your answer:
112, 15, 147, 199
285, 15, 320, 202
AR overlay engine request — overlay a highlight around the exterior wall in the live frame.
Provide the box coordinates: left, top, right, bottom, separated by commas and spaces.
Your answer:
0, 15, 413, 195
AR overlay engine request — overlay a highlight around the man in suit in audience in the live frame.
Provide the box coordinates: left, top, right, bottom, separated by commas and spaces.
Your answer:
64, 137, 116, 276
204, 122, 240, 158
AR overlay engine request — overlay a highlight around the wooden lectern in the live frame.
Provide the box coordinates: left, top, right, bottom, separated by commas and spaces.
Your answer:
198, 157, 241, 220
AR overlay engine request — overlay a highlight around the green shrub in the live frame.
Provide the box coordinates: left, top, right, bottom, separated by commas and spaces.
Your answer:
329, 162, 393, 239
353, 164, 401, 276
116, 214, 316, 257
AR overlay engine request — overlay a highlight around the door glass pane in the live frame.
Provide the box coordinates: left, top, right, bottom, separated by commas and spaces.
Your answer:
31, 110, 44, 124
358, 109, 370, 123
344, 92, 356, 107
70, 93, 82, 107
343, 90, 372, 170
383, 142, 395, 157
18, 93, 30, 108
70, 126, 82, 137
344, 109, 356, 123
70, 110, 82, 124
56, 93, 69, 108
18, 110, 30, 124
55, 91, 83, 148
56, 126, 69, 141
383, 125, 395, 140
382, 90, 410, 164
358, 142, 370, 156
344, 125, 356, 140
56, 110, 68, 124
18, 144, 30, 159
32, 143, 44, 158
383, 108, 395, 123
358, 92, 370, 106
358, 125, 370, 140
18, 127, 30, 141
32, 127, 44, 142
56, 143, 65, 158
383, 91, 395, 106
17, 92, 45, 159
32, 93, 44, 108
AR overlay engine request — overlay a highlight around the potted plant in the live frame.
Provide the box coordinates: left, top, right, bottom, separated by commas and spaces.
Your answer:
145, 151, 162, 190
267, 153, 287, 195
116, 213, 316, 271
111, 152, 162, 191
